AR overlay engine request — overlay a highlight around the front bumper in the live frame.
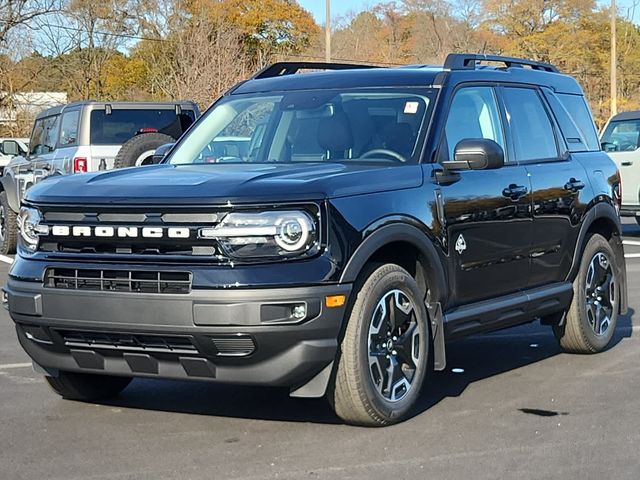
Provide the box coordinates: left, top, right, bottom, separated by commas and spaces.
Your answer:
5, 277, 351, 396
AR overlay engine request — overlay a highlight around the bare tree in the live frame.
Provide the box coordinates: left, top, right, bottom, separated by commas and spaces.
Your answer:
140, 14, 248, 108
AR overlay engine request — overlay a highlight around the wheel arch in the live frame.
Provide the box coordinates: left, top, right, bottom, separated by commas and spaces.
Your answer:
0, 175, 19, 213
339, 221, 449, 371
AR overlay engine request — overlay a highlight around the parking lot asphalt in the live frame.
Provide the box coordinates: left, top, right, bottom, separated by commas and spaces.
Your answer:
2, 222, 640, 480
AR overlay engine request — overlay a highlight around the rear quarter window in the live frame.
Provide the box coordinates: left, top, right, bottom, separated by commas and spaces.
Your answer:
557, 94, 600, 151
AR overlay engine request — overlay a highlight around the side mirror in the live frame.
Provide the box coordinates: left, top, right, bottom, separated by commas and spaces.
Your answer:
151, 142, 175, 164
601, 141, 617, 152
444, 139, 505, 171
1, 140, 19, 156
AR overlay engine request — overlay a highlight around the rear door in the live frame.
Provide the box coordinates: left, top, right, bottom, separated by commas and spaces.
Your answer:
501, 86, 589, 286
437, 85, 533, 306
50, 107, 81, 175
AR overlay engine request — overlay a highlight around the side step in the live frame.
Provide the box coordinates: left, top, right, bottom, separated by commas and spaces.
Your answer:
444, 282, 573, 340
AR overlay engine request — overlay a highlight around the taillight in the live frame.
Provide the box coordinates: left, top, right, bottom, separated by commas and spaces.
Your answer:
73, 157, 87, 173
138, 128, 158, 134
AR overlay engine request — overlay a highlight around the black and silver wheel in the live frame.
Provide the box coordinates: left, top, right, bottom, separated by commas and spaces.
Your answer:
0, 191, 17, 255
330, 264, 429, 426
45, 371, 132, 402
554, 234, 620, 353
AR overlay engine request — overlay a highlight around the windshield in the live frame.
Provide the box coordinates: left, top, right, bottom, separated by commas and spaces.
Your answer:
169, 89, 435, 166
601, 118, 640, 152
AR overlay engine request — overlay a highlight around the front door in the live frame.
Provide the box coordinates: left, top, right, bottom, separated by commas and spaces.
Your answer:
437, 86, 533, 306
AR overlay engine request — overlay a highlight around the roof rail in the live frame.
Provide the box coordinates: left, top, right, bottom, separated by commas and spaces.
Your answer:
444, 53, 559, 73
252, 61, 379, 80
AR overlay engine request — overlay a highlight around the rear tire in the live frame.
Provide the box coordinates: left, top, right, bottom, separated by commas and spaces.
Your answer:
45, 371, 131, 401
0, 191, 17, 255
329, 264, 430, 426
553, 234, 620, 353
113, 132, 175, 169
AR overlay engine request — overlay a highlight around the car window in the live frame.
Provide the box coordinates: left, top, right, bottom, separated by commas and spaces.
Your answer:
29, 115, 59, 156
558, 93, 600, 151
59, 110, 80, 147
89, 109, 196, 145
169, 89, 436, 166
503, 87, 559, 162
443, 86, 505, 161
600, 119, 640, 152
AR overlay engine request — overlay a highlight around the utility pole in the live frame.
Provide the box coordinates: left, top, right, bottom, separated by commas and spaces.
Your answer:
611, 0, 617, 116
325, 0, 331, 62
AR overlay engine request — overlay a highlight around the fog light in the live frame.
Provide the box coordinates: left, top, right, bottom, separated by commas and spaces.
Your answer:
292, 304, 307, 320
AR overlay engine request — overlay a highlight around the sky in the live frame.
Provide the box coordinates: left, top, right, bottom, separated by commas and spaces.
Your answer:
298, 0, 372, 24
299, 0, 640, 25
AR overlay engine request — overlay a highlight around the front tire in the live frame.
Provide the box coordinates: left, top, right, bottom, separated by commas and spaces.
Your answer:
0, 191, 17, 255
554, 234, 620, 353
330, 264, 430, 426
45, 371, 131, 401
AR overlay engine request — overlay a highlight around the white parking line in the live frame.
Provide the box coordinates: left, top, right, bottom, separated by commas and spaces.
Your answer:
0, 254, 13, 264
623, 240, 640, 247
625, 253, 640, 258
0, 363, 31, 370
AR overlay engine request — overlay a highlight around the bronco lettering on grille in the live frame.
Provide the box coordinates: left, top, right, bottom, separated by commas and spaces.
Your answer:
50, 226, 192, 238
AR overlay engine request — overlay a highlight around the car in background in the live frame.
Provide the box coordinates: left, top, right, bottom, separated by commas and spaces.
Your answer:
0, 138, 29, 171
0, 101, 200, 254
600, 110, 640, 223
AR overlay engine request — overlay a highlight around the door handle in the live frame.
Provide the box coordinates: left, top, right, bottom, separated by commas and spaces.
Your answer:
564, 178, 585, 192
502, 184, 528, 201
621, 161, 633, 166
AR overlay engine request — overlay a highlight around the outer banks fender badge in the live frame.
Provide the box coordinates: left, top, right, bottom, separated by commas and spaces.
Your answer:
455, 234, 467, 254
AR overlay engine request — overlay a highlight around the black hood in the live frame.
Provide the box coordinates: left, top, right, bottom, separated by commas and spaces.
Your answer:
24, 163, 423, 206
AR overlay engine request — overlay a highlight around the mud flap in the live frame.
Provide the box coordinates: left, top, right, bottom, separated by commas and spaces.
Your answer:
427, 302, 446, 371
289, 361, 334, 398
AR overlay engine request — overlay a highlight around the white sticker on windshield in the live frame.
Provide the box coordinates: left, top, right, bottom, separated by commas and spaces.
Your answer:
404, 101, 419, 114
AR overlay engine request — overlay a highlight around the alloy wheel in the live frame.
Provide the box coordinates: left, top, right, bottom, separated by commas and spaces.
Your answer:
367, 289, 421, 402
585, 252, 616, 336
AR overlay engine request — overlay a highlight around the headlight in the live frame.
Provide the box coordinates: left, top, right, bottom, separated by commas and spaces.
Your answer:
18, 207, 48, 251
199, 210, 318, 259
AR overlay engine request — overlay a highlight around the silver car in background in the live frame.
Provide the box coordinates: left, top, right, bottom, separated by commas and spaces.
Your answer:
0, 100, 199, 254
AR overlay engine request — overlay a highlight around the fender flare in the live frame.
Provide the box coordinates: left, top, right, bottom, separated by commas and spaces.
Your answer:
339, 222, 448, 371
566, 202, 627, 314
566, 202, 621, 282
0, 175, 20, 213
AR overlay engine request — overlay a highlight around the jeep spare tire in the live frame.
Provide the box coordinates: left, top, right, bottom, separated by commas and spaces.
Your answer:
113, 132, 175, 168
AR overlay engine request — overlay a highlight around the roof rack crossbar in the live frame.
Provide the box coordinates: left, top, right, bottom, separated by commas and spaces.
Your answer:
252, 61, 379, 79
444, 54, 559, 73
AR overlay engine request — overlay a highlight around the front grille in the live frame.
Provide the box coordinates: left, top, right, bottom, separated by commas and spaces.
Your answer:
37, 208, 228, 258
57, 330, 198, 355
45, 268, 192, 294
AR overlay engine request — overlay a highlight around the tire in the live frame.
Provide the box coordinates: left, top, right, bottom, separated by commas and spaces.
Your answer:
0, 191, 17, 255
553, 234, 620, 353
45, 371, 131, 401
330, 264, 430, 426
113, 132, 175, 169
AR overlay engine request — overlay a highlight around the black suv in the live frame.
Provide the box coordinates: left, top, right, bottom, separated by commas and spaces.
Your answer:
5, 54, 627, 426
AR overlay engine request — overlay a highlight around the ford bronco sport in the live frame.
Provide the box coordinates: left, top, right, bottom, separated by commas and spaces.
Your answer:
5, 54, 627, 426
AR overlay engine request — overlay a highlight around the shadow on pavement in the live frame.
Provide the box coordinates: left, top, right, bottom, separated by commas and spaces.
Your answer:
103, 310, 634, 425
